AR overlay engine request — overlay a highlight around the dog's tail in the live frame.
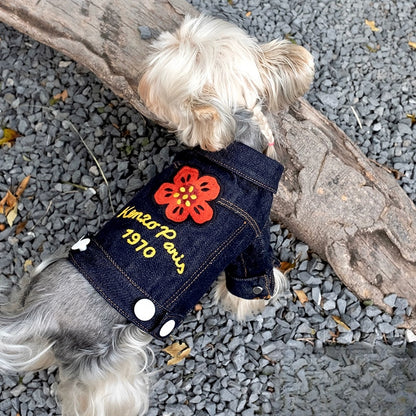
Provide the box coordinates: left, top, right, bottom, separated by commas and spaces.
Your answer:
0, 258, 61, 373
0, 308, 56, 373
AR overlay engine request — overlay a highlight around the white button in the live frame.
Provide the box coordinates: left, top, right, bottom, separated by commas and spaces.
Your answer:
253, 286, 263, 295
159, 320, 176, 337
134, 299, 156, 321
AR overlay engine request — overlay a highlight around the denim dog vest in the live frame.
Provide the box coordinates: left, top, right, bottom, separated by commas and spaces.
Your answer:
69, 142, 284, 339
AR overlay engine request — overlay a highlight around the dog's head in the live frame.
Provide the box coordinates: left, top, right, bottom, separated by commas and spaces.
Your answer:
139, 15, 314, 152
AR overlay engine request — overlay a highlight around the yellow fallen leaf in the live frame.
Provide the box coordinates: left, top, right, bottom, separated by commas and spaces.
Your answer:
409, 41, 416, 49
246, 11, 252, 17
332, 315, 351, 331
0, 128, 21, 145
6, 204, 18, 227
365, 20, 380, 32
163, 341, 191, 365
406, 114, 416, 126
279, 261, 296, 274
294, 289, 309, 304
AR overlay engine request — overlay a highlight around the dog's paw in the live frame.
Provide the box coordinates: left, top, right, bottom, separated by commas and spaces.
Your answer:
214, 268, 289, 321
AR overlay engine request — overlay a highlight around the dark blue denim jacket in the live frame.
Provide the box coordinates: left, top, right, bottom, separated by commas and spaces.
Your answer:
69, 142, 284, 339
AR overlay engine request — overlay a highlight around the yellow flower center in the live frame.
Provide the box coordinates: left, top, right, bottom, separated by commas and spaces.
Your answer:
175, 185, 198, 206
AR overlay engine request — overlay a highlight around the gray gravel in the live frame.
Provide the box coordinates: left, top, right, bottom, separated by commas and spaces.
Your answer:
1, 0, 416, 415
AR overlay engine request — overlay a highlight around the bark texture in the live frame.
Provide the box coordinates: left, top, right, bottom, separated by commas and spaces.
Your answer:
271, 100, 416, 328
1, 0, 415, 329
0, 0, 198, 118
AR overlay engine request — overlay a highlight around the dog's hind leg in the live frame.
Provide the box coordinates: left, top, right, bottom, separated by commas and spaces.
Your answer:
56, 324, 153, 416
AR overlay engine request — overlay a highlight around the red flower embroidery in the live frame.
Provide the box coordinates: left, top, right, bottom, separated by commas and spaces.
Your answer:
154, 166, 220, 224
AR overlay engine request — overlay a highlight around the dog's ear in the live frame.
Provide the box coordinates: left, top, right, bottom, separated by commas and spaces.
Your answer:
182, 99, 236, 151
138, 73, 160, 118
258, 40, 314, 112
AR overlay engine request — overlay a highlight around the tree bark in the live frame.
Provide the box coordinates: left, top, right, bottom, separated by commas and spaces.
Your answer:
271, 101, 416, 329
1, 0, 415, 329
0, 0, 198, 119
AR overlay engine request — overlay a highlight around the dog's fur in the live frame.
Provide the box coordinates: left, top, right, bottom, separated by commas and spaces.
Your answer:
0, 15, 313, 416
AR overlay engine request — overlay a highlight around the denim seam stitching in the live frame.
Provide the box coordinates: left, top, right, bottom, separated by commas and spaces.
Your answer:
166, 221, 248, 307
197, 151, 277, 193
217, 198, 261, 236
91, 238, 169, 313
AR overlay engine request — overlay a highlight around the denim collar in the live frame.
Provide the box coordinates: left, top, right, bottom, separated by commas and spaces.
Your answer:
194, 142, 284, 194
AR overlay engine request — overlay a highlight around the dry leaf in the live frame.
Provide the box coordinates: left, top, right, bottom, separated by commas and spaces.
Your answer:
279, 261, 295, 274
163, 341, 191, 365
332, 315, 351, 331
294, 289, 309, 304
15, 220, 28, 235
365, 20, 380, 32
194, 303, 203, 312
7, 204, 18, 227
409, 41, 416, 50
53, 89, 68, 102
245, 11, 252, 17
0, 176, 31, 228
15, 175, 31, 198
0, 190, 17, 215
406, 113, 416, 126
0, 128, 21, 145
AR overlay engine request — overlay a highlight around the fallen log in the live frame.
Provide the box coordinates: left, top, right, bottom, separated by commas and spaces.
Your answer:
1, 0, 415, 329
271, 101, 416, 330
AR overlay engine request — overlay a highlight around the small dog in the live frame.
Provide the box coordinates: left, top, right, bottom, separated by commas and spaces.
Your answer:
0, 15, 313, 416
